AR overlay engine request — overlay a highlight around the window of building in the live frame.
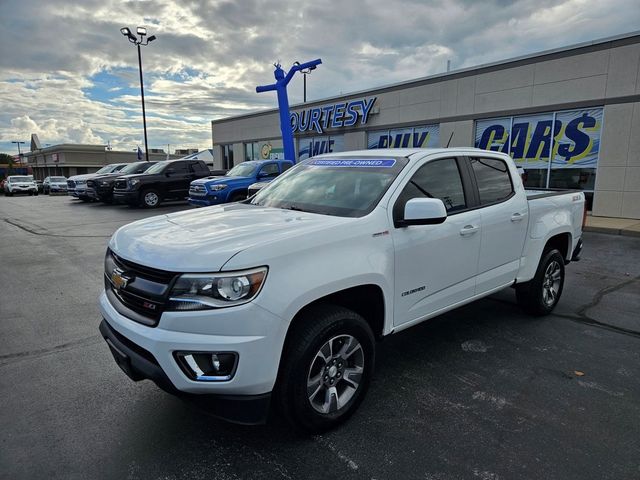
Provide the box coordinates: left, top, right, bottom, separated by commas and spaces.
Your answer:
475, 108, 602, 210
222, 145, 234, 169
298, 135, 344, 161
368, 124, 440, 150
469, 158, 513, 205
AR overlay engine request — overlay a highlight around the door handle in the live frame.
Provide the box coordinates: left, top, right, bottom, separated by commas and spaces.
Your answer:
460, 225, 479, 236
511, 213, 526, 222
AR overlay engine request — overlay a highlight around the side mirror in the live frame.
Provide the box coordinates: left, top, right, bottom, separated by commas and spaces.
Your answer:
398, 198, 447, 227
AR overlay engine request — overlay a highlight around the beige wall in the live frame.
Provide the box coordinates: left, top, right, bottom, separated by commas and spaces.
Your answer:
212, 35, 640, 218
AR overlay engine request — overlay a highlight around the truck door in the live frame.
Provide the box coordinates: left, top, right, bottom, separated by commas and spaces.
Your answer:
390, 157, 481, 327
467, 156, 528, 295
165, 161, 191, 196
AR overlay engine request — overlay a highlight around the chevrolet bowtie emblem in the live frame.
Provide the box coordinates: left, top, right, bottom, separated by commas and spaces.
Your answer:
111, 268, 131, 290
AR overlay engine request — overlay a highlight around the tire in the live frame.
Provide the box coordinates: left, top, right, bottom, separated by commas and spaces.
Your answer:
276, 304, 375, 432
516, 248, 565, 316
140, 189, 161, 208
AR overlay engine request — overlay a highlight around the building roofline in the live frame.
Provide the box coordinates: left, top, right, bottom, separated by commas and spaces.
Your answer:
211, 30, 640, 126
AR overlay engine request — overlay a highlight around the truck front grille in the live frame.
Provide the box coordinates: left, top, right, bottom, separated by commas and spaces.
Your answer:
104, 249, 178, 326
189, 184, 206, 196
67, 180, 76, 189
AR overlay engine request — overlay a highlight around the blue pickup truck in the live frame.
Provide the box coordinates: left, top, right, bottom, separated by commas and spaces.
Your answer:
188, 159, 294, 206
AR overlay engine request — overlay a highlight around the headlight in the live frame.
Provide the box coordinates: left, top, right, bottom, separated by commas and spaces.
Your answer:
210, 184, 227, 191
167, 267, 268, 311
129, 179, 140, 188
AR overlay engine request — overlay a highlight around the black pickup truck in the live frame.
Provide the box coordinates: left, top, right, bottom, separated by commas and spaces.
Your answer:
112, 158, 211, 208
86, 161, 158, 203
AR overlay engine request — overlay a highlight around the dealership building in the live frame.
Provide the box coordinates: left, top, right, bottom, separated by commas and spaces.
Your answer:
210, 32, 640, 219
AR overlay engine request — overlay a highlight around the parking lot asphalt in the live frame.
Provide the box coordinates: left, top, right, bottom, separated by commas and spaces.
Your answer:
1, 195, 639, 480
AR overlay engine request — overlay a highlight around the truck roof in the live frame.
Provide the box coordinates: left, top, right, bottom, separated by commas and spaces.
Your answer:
316, 147, 502, 159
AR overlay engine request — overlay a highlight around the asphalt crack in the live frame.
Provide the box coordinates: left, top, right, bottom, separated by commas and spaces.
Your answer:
4, 218, 110, 238
0, 334, 102, 366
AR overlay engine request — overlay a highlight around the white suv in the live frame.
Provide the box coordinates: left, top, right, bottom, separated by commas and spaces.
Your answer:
4, 175, 38, 196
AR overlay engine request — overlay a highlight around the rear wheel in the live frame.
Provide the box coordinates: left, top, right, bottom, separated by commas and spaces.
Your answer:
276, 304, 375, 432
516, 249, 565, 316
140, 189, 161, 208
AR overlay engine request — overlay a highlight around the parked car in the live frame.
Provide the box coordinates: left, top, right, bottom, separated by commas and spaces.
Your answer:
112, 158, 210, 208
3, 175, 38, 196
43, 176, 68, 194
86, 161, 157, 203
35, 180, 43, 193
99, 148, 585, 431
67, 164, 128, 201
188, 159, 293, 207
247, 181, 270, 198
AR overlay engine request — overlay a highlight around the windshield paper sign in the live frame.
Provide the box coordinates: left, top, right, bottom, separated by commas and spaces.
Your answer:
308, 159, 396, 168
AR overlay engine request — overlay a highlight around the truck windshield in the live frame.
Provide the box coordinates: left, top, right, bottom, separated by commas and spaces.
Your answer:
144, 162, 170, 174
120, 162, 155, 174
96, 165, 114, 174
227, 163, 257, 177
248, 157, 408, 218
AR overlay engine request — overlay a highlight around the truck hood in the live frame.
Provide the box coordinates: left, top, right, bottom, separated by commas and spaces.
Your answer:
191, 175, 249, 187
109, 203, 351, 272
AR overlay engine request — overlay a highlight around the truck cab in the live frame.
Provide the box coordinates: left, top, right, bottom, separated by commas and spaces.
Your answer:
188, 159, 293, 207
112, 159, 211, 208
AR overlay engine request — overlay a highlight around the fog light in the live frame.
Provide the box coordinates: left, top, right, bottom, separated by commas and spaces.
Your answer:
175, 352, 238, 381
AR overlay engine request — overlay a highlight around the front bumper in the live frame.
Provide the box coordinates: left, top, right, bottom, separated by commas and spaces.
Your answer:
113, 190, 139, 204
98, 290, 287, 419
99, 319, 272, 424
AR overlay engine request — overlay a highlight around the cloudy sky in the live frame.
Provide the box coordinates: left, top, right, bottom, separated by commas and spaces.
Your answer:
0, 0, 638, 156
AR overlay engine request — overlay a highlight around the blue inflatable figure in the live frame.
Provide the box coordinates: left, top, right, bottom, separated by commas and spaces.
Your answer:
256, 59, 322, 163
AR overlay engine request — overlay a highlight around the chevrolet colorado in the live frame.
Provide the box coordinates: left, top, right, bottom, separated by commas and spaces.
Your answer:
99, 148, 585, 431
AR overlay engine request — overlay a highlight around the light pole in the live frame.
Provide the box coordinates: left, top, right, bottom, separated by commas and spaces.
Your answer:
11, 141, 25, 175
294, 61, 317, 103
120, 26, 156, 162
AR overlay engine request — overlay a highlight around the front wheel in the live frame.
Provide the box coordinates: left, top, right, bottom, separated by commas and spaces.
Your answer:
140, 189, 161, 208
516, 249, 565, 316
276, 304, 375, 432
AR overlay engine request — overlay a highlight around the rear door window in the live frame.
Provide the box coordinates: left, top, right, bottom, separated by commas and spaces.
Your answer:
470, 158, 513, 205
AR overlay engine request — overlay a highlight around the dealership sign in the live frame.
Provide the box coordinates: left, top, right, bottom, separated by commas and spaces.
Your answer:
475, 108, 603, 168
291, 97, 377, 134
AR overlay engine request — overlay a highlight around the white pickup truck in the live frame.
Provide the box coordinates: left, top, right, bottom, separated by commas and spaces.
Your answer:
99, 148, 585, 431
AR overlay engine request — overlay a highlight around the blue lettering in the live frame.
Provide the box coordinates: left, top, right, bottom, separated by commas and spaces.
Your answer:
328, 139, 335, 152
331, 102, 346, 129
412, 131, 428, 147
309, 108, 322, 134
377, 135, 389, 148
361, 97, 376, 124
343, 102, 358, 127
525, 120, 554, 159
478, 125, 506, 151
321, 105, 334, 131
558, 114, 595, 162
290, 112, 299, 133
298, 110, 310, 132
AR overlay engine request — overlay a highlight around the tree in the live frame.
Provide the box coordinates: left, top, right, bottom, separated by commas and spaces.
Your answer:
0, 153, 15, 177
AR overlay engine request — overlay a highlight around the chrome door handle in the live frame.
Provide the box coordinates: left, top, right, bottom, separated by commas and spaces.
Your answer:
460, 225, 479, 236
511, 213, 525, 222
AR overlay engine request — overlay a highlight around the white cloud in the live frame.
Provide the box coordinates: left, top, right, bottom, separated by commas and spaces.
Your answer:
0, 0, 638, 154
